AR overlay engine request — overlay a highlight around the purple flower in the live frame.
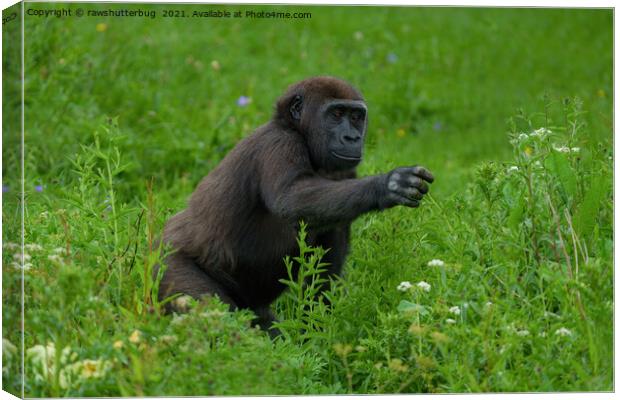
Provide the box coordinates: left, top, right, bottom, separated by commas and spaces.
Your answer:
236, 96, 251, 107
433, 121, 443, 132
387, 53, 398, 64
2, 185, 8, 193
35, 185, 43, 192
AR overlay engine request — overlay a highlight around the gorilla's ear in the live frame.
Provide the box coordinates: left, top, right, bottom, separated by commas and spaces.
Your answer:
290, 95, 303, 121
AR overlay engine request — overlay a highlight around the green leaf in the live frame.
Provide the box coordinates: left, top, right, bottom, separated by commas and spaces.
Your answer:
507, 190, 527, 232
545, 150, 578, 204
397, 300, 429, 315
574, 173, 609, 240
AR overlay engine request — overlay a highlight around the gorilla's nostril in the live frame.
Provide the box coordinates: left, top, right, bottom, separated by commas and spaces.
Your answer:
343, 134, 360, 143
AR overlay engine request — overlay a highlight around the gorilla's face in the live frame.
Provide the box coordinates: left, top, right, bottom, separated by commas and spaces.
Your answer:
323, 99, 367, 167
305, 99, 367, 171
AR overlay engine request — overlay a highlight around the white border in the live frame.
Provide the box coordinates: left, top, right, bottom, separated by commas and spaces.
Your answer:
0, 1, 615, 400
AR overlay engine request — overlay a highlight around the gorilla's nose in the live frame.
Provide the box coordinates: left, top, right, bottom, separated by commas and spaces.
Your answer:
342, 132, 362, 144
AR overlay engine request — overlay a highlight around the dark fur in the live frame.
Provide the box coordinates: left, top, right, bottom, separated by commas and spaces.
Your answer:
157, 76, 434, 335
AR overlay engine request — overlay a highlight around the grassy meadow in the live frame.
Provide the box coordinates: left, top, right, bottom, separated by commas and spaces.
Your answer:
2, 4, 613, 396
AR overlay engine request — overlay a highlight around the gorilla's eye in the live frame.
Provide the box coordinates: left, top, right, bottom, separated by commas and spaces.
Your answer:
332, 108, 344, 118
351, 111, 364, 122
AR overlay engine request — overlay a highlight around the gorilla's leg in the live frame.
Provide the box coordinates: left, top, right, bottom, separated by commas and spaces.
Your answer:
158, 253, 282, 338
251, 306, 281, 339
157, 251, 238, 311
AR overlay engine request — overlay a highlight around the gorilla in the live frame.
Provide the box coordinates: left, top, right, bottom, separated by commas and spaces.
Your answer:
157, 76, 434, 335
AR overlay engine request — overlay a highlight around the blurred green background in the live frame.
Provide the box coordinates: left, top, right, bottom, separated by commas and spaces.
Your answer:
5, 4, 612, 201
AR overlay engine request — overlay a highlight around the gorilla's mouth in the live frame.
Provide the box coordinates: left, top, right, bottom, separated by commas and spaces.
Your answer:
331, 151, 361, 161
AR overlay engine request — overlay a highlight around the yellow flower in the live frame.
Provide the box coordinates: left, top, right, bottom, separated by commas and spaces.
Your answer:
524, 146, 533, 157
113, 340, 123, 350
416, 355, 436, 370
408, 324, 426, 335
597, 89, 605, 98
430, 331, 449, 344
129, 330, 141, 344
160, 335, 178, 345
210, 60, 221, 71
388, 358, 408, 373
396, 128, 406, 138
80, 359, 107, 378
96, 23, 107, 32
333, 343, 352, 357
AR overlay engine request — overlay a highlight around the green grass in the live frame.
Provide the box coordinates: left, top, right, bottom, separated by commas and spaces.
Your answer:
2, 4, 613, 396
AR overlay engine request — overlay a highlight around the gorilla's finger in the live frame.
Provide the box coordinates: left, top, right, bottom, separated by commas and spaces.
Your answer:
412, 166, 435, 183
407, 176, 429, 194
403, 198, 420, 208
389, 192, 420, 208
401, 186, 423, 200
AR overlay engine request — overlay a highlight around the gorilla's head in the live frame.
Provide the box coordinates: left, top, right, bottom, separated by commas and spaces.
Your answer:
276, 76, 367, 171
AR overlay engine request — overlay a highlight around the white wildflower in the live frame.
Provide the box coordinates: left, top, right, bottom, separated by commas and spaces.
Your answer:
26, 342, 77, 386
47, 254, 62, 263
416, 281, 431, 292
571, 147, 580, 153
60, 358, 111, 388
52, 247, 66, 254
518, 133, 529, 141
159, 335, 178, 344
397, 281, 413, 292
25, 243, 43, 252
201, 309, 226, 318
544, 311, 560, 319
76, 359, 110, 379
539, 331, 547, 337
427, 259, 445, 267
530, 127, 551, 138
11, 261, 32, 271
507, 166, 519, 173
171, 314, 188, 326
485, 301, 493, 308
445, 318, 456, 324
173, 295, 192, 311
553, 145, 570, 153
3, 338, 17, 356
3, 242, 19, 250
448, 306, 461, 315
555, 327, 572, 337
13, 252, 31, 262
516, 330, 530, 337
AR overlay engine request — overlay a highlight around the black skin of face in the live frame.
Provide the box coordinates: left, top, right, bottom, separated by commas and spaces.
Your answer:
155, 76, 434, 338
320, 99, 367, 167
